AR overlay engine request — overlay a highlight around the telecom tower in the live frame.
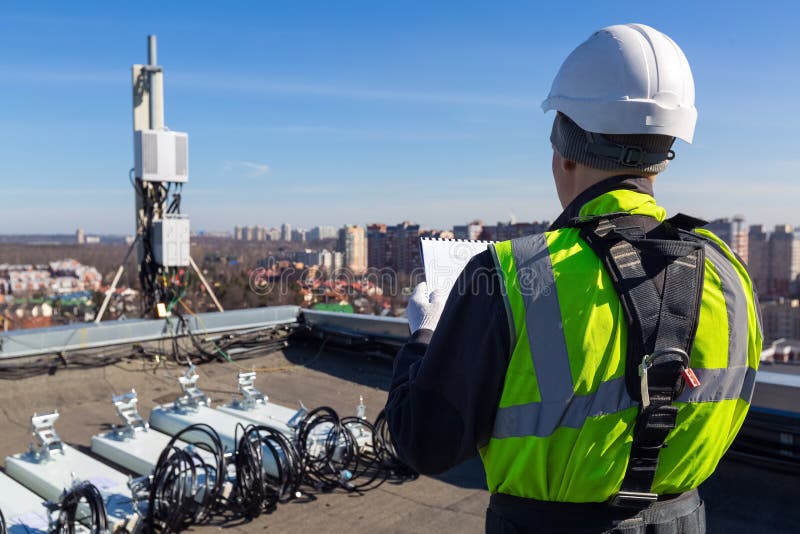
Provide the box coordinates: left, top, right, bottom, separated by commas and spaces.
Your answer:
96, 36, 222, 322
130, 35, 193, 317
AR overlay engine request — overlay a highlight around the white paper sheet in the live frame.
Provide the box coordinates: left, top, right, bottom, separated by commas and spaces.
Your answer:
420, 237, 495, 297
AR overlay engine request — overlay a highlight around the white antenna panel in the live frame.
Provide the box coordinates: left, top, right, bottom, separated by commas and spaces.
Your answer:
134, 129, 189, 182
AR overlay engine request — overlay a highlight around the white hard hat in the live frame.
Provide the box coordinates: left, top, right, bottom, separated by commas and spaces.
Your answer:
542, 23, 697, 143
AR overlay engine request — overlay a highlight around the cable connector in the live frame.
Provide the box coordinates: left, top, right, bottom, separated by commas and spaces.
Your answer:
356, 396, 366, 420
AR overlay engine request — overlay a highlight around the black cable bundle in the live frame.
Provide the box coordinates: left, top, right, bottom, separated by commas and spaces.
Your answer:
172, 313, 290, 366
0, 507, 7, 534
0, 346, 132, 380
373, 409, 419, 482
339, 416, 389, 491
175, 314, 220, 363
215, 330, 290, 361
138, 409, 417, 532
50, 481, 109, 534
0, 323, 292, 380
233, 424, 303, 518
147, 424, 226, 534
295, 406, 365, 491
135, 179, 161, 315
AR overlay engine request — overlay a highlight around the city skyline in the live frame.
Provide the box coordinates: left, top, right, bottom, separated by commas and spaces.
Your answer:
5, 214, 800, 240
2, 2, 799, 233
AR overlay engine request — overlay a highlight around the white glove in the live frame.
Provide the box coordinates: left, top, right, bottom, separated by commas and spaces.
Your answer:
407, 282, 447, 334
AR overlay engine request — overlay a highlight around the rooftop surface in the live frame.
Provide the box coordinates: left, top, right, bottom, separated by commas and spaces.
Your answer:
0, 339, 796, 533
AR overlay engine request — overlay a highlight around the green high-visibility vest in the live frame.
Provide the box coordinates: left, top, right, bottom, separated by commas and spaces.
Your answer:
481, 189, 762, 502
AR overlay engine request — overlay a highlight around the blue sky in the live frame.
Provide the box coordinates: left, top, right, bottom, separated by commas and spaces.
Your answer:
1, 1, 798, 234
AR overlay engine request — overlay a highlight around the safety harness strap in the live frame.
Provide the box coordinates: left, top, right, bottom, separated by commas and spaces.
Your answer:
570, 213, 706, 509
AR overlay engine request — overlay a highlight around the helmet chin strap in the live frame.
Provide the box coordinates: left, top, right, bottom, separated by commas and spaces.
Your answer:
585, 131, 676, 168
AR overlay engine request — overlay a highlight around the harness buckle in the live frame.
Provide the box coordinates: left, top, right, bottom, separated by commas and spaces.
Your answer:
611, 490, 659, 509
638, 358, 651, 409
638, 348, 690, 409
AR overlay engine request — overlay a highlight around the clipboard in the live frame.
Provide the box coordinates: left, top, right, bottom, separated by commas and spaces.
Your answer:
419, 237, 496, 296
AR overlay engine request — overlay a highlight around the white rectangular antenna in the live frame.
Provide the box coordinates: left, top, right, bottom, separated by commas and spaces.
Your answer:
133, 129, 189, 182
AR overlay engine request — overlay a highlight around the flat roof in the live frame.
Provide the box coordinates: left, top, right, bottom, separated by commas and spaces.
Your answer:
0, 341, 795, 532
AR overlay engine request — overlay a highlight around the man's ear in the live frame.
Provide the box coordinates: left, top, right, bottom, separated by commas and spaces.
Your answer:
561, 157, 577, 172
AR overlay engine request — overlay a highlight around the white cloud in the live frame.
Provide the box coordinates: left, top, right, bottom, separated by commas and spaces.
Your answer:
222, 160, 271, 178
7, 187, 129, 196
170, 73, 538, 109
0, 67, 538, 109
240, 161, 270, 177
0, 67, 123, 86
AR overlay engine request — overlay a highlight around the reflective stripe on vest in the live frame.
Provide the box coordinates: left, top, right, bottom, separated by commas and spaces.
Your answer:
481, 222, 760, 502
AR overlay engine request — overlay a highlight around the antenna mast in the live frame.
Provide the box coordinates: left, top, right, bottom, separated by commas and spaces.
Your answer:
131, 35, 191, 317
97, 35, 223, 323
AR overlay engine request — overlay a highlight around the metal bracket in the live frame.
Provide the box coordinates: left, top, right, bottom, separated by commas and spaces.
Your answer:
112, 389, 149, 438
174, 365, 209, 411
28, 411, 65, 462
231, 371, 266, 411
287, 401, 308, 429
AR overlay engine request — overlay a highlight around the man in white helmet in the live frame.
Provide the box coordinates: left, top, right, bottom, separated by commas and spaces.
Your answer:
385, 23, 762, 533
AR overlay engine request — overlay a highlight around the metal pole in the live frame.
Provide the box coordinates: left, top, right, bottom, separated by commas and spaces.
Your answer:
148, 35, 157, 65
189, 256, 225, 313
148, 35, 164, 130
95, 237, 139, 324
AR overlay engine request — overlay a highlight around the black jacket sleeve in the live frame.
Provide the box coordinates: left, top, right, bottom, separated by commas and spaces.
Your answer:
384, 250, 511, 475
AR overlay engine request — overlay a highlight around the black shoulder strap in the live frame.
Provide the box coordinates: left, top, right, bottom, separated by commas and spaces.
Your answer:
570, 213, 706, 509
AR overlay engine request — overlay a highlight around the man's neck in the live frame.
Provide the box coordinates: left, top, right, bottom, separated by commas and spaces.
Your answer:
548, 175, 657, 231
564, 170, 655, 208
